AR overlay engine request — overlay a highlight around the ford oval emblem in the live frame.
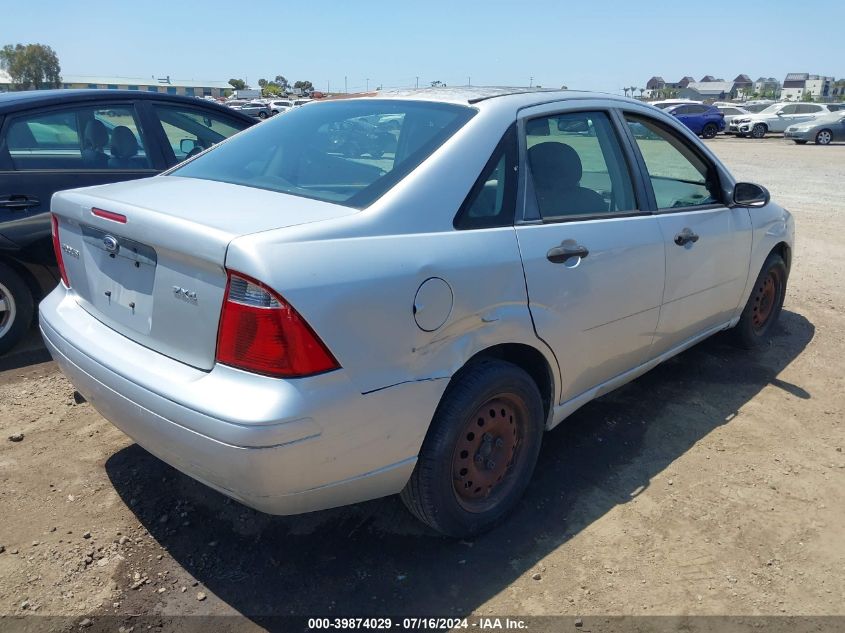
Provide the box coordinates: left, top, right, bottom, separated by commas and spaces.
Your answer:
103, 235, 119, 253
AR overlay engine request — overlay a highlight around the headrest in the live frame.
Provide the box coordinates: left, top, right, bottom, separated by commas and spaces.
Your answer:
528, 142, 582, 188
110, 126, 138, 159
83, 120, 108, 149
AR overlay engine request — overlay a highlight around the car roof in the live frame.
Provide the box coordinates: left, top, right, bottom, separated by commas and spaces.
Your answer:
0, 89, 254, 122
337, 87, 642, 114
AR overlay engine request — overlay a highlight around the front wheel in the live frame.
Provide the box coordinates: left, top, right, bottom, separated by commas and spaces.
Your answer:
0, 262, 35, 355
400, 359, 544, 537
731, 253, 787, 349
701, 123, 718, 139
751, 123, 767, 139
815, 129, 833, 145
258, 111, 268, 119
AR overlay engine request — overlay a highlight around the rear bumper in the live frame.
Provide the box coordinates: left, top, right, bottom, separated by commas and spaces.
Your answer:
39, 287, 446, 515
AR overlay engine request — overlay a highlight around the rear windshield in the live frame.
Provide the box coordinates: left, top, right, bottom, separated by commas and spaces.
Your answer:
171, 99, 476, 208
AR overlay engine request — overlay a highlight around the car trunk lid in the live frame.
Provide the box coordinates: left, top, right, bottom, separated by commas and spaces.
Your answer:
51, 176, 357, 370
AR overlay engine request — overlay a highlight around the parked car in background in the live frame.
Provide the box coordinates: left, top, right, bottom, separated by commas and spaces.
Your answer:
267, 99, 292, 115
716, 105, 751, 133
784, 111, 845, 145
664, 103, 725, 138
293, 98, 313, 107
650, 99, 701, 110
41, 88, 793, 536
729, 102, 839, 138
742, 100, 777, 113
0, 89, 254, 353
233, 101, 272, 119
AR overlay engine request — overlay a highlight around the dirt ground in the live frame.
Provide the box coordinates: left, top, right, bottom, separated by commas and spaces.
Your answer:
0, 136, 843, 631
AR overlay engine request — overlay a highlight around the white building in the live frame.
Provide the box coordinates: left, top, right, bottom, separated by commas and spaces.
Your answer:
782, 73, 835, 101
0, 72, 231, 97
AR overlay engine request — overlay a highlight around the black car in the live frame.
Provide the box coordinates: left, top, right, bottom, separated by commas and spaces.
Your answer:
0, 90, 254, 353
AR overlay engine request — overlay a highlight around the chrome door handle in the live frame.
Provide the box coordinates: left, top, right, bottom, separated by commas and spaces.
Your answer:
674, 228, 700, 246
547, 243, 589, 264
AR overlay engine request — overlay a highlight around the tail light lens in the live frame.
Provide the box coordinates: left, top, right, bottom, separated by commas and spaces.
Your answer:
51, 213, 70, 288
216, 272, 339, 378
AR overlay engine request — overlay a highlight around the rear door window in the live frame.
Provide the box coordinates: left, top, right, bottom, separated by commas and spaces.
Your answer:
525, 111, 637, 219
4, 105, 152, 170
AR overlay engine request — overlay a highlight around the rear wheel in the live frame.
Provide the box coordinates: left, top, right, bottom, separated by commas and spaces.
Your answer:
731, 253, 787, 349
815, 129, 833, 145
701, 123, 718, 139
258, 111, 268, 119
751, 123, 767, 139
0, 262, 35, 355
400, 359, 544, 537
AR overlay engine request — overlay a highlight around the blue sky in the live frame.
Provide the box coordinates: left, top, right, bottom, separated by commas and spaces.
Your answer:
2, 0, 842, 93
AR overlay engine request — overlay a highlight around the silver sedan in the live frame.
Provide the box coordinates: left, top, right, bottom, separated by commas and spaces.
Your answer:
785, 111, 845, 145
40, 88, 794, 536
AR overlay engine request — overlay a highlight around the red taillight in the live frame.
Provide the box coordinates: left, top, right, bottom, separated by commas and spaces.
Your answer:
216, 272, 339, 378
51, 213, 70, 288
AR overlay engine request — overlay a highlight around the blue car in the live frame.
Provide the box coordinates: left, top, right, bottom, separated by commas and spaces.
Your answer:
664, 103, 725, 139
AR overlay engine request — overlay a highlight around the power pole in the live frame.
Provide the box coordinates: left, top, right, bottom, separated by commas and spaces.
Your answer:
327, 80, 330, 93
415, 76, 419, 89
529, 76, 534, 88
345, 76, 347, 93
366, 78, 370, 91
468, 76, 471, 86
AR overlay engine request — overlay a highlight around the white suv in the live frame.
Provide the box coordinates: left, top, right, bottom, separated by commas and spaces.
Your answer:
729, 102, 837, 138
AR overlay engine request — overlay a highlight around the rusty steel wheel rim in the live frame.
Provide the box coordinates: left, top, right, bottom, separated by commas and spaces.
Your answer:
452, 395, 524, 512
751, 271, 779, 331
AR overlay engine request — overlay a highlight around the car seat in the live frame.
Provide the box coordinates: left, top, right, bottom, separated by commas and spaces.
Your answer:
528, 142, 607, 216
82, 120, 109, 168
108, 126, 143, 168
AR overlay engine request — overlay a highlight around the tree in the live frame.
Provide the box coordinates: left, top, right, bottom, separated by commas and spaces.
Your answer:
258, 78, 268, 88
801, 90, 814, 102
228, 78, 247, 90
0, 43, 61, 90
430, 80, 446, 87
293, 80, 313, 94
274, 75, 289, 90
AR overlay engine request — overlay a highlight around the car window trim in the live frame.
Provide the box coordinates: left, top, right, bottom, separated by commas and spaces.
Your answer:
617, 109, 726, 215
515, 106, 650, 225
1, 100, 163, 172
453, 123, 518, 230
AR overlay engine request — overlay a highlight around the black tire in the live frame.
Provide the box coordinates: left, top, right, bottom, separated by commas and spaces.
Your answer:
400, 359, 544, 537
258, 111, 268, 119
731, 253, 787, 349
701, 123, 718, 139
815, 129, 833, 145
0, 262, 35, 355
793, 140, 808, 145
751, 123, 767, 139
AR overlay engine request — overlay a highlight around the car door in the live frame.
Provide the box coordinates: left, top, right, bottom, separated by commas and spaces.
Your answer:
621, 112, 752, 356
794, 103, 824, 125
835, 114, 845, 141
0, 101, 164, 255
515, 105, 665, 403
140, 102, 253, 165
769, 104, 798, 131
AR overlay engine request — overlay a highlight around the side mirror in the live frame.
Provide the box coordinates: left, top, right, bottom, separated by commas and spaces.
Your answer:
775, 111, 784, 116
180, 138, 198, 155
733, 182, 770, 208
